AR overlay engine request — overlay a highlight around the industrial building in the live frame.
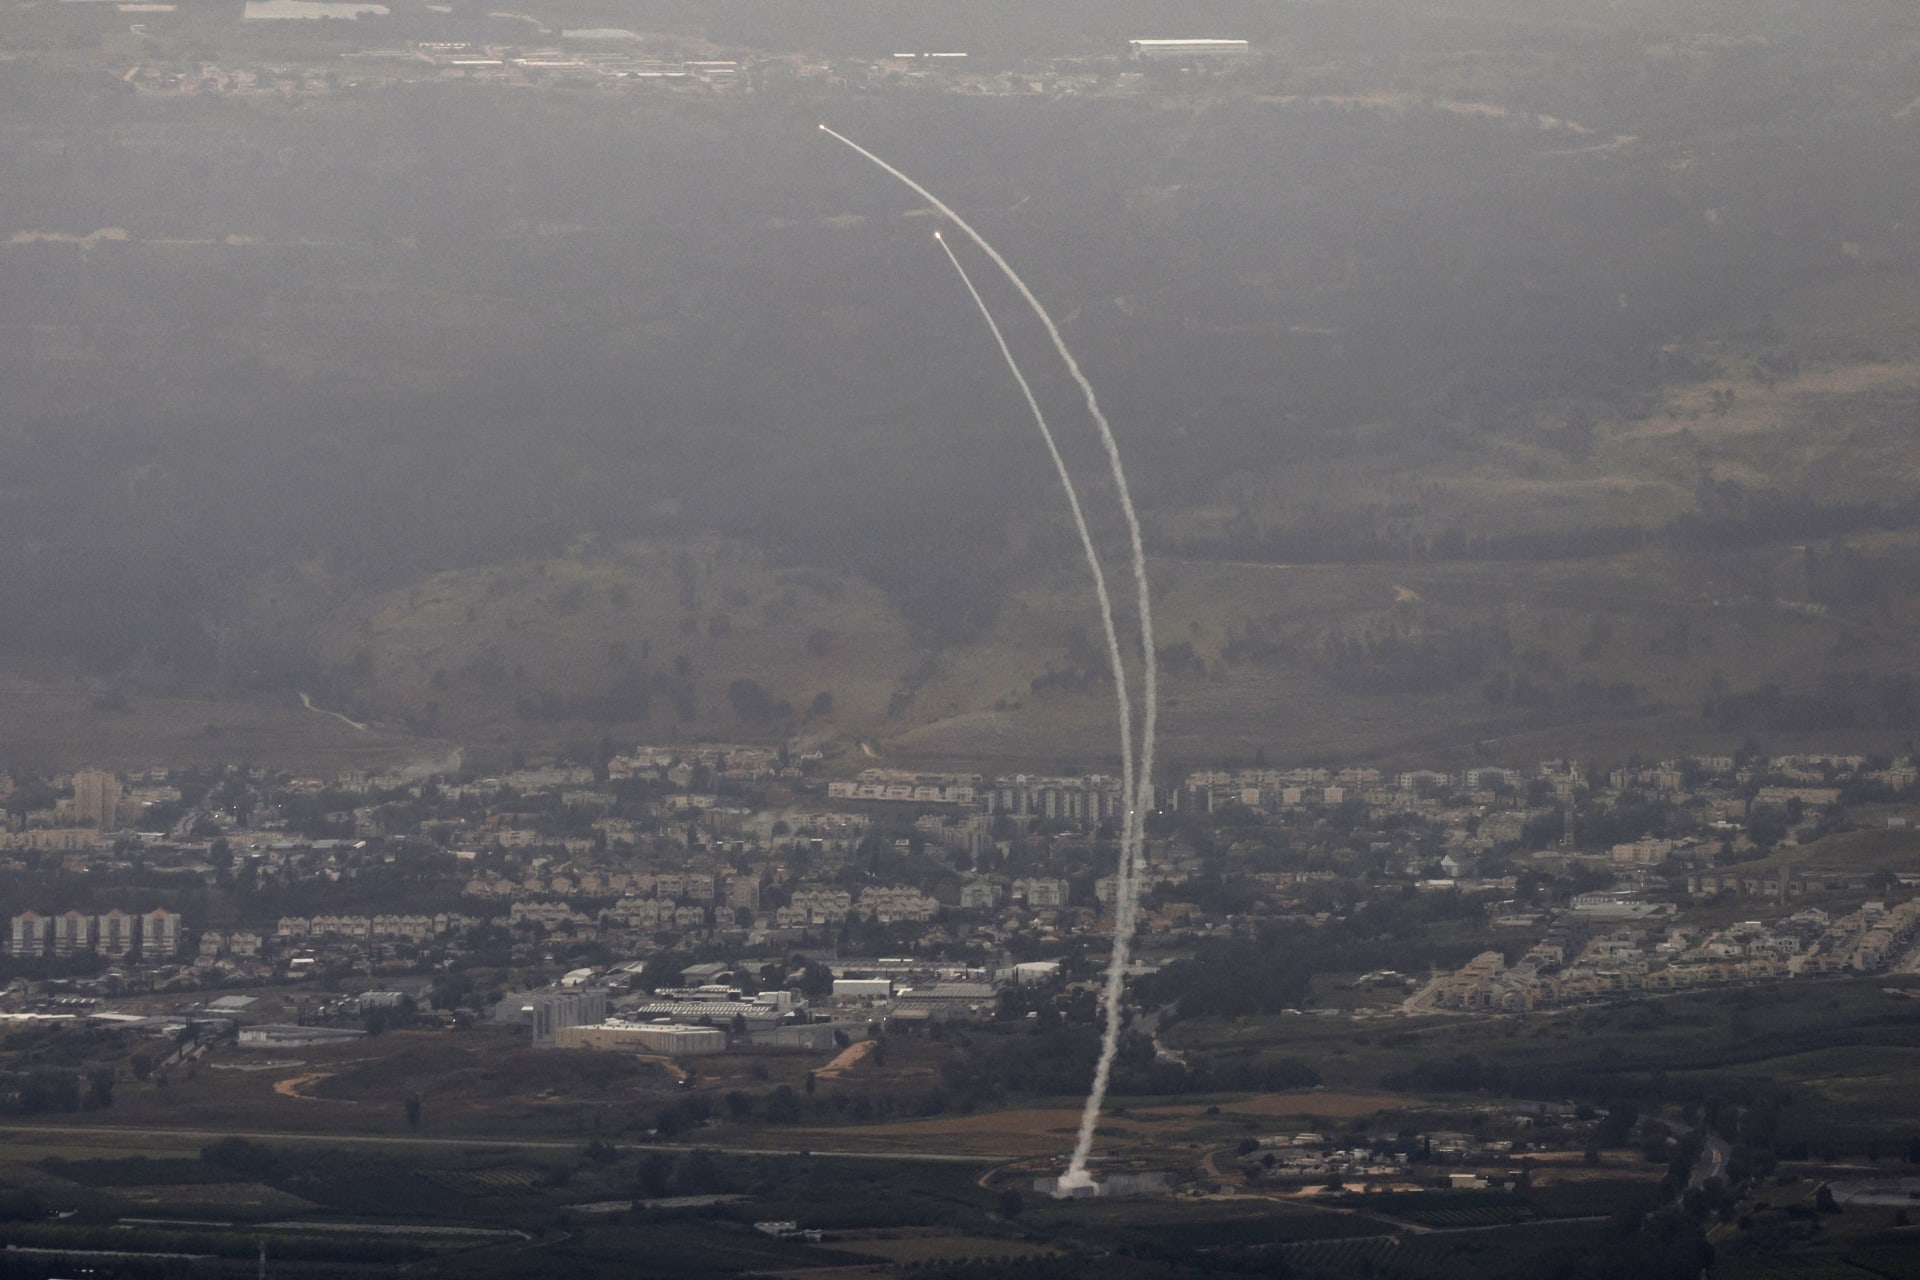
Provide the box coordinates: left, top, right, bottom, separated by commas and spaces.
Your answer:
238, 1024, 369, 1048
555, 1021, 726, 1055
622, 988, 796, 1033
1127, 38, 1250, 58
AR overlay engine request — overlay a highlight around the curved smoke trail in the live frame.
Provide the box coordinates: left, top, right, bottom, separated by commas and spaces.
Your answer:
931, 228, 1136, 920
821, 125, 1158, 1192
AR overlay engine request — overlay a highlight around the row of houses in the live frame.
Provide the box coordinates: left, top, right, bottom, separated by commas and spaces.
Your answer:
827, 771, 977, 806
826, 770, 1134, 821
462, 868, 765, 905
273, 913, 473, 942
1841, 900, 1920, 971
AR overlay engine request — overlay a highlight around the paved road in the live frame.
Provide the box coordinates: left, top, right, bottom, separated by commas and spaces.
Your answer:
0, 1122, 996, 1166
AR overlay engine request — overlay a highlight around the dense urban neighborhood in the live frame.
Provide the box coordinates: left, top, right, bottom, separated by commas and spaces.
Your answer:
6, 744, 1919, 1037
4, 739, 1919, 1278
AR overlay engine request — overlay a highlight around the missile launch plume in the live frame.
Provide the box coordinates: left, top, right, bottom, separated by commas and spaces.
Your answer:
820, 125, 1158, 1192
931, 229, 1137, 928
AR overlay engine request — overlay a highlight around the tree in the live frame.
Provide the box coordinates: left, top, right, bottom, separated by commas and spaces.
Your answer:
87, 1069, 114, 1110
765, 1085, 801, 1124
727, 679, 787, 723
999, 1188, 1025, 1217
404, 1094, 422, 1130
637, 1152, 674, 1198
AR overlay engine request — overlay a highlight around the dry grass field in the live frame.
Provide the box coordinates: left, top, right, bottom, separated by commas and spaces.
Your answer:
775, 1090, 1425, 1159
8, 344, 1920, 777
0, 678, 433, 773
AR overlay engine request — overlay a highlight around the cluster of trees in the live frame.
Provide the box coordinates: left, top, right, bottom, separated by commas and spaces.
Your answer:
1323, 625, 1510, 695
1134, 889, 1490, 1023
1704, 673, 1920, 733
0, 1067, 113, 1115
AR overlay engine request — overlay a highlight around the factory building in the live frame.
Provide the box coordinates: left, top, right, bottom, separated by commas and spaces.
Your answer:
554, 1021, 727, 1055
1127, 38, 1250, 58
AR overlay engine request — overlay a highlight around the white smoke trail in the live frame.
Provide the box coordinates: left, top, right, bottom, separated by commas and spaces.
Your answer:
931, 229, 1137, 924
820, 125, 1158, 1192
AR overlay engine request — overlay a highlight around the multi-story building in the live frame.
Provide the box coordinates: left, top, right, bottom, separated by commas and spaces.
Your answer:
53, 910, 95, 957
989, 775, 1124, 822
959, 880, 1001, 910
6, 912, 50, 958
143, 908, 182, 958
97, 909, 138, 958
308, 914, 371, 940
508, 900, 580, 929
727, 876, 762, 911
71, 768, 121, 831
607, 897, 674, 929
859, 886, 938, 924
527, 986, 609, 1049
786, 887, 853, 925
1015, 877, 1070, 909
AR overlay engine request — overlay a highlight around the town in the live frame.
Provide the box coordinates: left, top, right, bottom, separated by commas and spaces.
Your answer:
5, 744, 1917, 1043
6, 736, 1916, 1279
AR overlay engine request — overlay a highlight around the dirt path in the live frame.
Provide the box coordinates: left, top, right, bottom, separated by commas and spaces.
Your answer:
272, 1071, 349, 1102
815, 1039, 876, 1079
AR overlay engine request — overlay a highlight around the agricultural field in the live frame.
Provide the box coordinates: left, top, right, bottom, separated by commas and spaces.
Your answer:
0, 1138, 1012, 1278
1163, 977, 1920, 1142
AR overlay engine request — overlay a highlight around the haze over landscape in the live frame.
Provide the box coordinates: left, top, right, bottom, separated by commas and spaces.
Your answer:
4, 1, 1920, 1276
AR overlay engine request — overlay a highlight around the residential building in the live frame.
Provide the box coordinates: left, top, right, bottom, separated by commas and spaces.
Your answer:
53, 910, 95, 957
97, 909, 138, 958
528, 986, 610, 1048
143, 908, 183, 958
72, 768, 120, 831
6, 911, 50, 958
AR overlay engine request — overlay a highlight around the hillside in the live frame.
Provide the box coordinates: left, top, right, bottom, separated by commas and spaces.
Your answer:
1, 0, 1918, 771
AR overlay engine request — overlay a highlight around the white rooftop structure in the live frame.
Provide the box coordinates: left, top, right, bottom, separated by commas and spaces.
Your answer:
1128, 38, 1250, 58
